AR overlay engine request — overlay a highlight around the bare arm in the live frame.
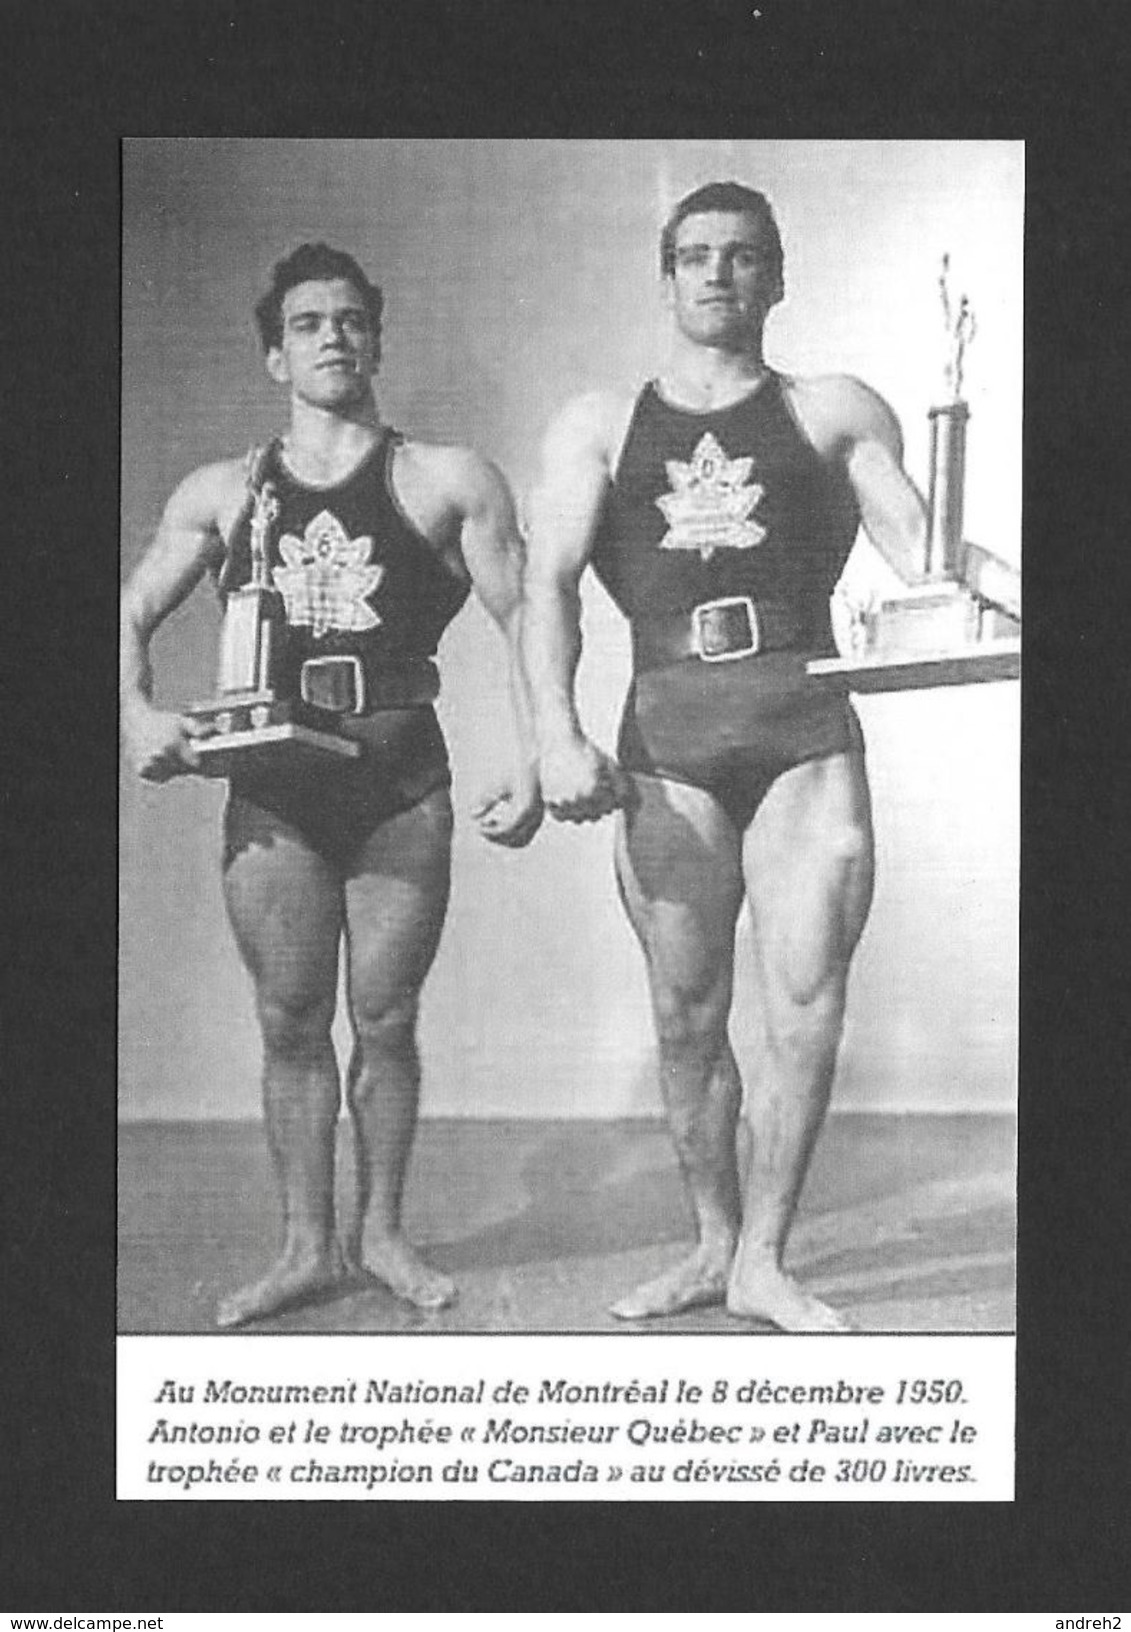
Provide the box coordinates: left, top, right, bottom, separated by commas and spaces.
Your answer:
795, 376, 929, 585
522, 393, 629, 822
119, 463, 233, 780
444, 450, 543, 847
844, 400, 929, 585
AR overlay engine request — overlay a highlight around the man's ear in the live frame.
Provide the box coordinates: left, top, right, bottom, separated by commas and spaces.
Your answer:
265, 346, 289, 385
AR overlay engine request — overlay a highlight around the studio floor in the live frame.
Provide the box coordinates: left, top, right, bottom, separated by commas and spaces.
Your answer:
118, 1113, 1015, 1335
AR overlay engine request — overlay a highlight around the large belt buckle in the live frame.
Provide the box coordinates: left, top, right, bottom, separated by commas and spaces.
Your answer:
692, 596, 760, 662
300, 655, 367, 714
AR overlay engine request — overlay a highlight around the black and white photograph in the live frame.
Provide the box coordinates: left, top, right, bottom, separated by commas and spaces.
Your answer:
118, 138, 1021, 1344
7, 0, 1128, 1602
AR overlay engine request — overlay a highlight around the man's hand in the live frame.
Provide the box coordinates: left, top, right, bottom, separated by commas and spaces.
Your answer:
122, 707, 213, 782
471, 766, 545, 848
539, 736, 631, 823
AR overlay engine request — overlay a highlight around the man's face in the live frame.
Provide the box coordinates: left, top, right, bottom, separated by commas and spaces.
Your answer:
266, 278, 378, 407
664, 210, 782, 347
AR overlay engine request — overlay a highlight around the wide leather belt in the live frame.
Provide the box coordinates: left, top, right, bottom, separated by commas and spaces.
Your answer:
632, 597, 810, 670
299, 655, 440, 714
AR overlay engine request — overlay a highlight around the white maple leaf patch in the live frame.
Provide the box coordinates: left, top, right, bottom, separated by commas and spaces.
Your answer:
273, 510, 385, 637
656, 432, 766, 560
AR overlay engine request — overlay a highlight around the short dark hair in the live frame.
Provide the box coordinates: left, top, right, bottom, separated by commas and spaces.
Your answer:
254, 242, 384, 353
660, 182, 784, 286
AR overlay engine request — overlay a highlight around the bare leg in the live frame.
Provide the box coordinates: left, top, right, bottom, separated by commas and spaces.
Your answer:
727, 751, 874, 1332
216, 809, 347, 1327
609, 775, 745, 1319
339, 788, 456, 1310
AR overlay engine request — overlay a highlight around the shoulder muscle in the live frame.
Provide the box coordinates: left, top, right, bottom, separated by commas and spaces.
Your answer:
402, 441, 515, 525
540, 389, 634, 475
787, 374, 904, 463
163, 457, 247, 535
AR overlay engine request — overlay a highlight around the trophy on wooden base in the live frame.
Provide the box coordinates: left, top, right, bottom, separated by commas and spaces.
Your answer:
189, 475, 361, 777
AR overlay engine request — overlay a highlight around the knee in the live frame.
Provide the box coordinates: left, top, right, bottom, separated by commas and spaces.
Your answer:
765, 989, 844, 1067
351, 992, 421, 1059
257, 991, 336, 1060
652, 984, 728, 1062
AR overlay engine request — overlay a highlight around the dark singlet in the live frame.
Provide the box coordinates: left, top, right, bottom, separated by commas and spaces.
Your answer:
595, 376, 863, 831
220, 429, 470, 865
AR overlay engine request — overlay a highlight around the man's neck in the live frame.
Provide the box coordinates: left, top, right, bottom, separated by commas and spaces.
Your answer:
282, 393, 382, 483
659, 335, 768, 412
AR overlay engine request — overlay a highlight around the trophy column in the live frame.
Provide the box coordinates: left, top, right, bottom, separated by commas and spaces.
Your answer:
926, 400, 970, 581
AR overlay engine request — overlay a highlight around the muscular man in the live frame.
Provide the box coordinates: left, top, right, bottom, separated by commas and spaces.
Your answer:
121, 243, 541, 1327
524, 183, 927, 1331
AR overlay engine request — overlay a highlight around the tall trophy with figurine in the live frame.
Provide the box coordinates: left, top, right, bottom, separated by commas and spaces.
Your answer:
188, 454, 361, 776
812, 256, 1020, 693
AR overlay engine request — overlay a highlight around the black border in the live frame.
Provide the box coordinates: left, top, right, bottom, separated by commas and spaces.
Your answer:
6, 0, 1130, 1611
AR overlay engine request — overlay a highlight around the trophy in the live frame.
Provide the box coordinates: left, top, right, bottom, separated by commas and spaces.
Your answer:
817, 257, 1020, 691
189, 474, 360, 776
856, 256, 986, 655
925, 254, 977, 581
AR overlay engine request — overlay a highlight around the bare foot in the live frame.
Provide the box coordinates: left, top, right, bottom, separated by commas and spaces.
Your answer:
355, 1233, 456, 1311
610, 1245, 733, 1321
726, 1250, 853, 1332
216, 1240, 348, 1329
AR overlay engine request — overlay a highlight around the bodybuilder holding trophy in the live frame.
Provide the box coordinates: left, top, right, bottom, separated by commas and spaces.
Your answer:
523, 183, 931, 1332
120, 243, 542, 1327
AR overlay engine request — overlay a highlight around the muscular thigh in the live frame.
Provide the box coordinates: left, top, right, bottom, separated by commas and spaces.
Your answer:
222, 798, 343, 1007
615, 774, 743, 1005
742, 751, 874, 1011
344, 786, 454, 1019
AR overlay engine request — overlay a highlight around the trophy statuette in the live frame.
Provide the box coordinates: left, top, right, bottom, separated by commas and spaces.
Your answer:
188, 473, 361, 777
810, 256, 1020, 694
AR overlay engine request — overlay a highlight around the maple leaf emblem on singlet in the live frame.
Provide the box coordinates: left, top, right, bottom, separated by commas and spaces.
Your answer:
656, 432, 766, 560
272, 510, 385, 638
